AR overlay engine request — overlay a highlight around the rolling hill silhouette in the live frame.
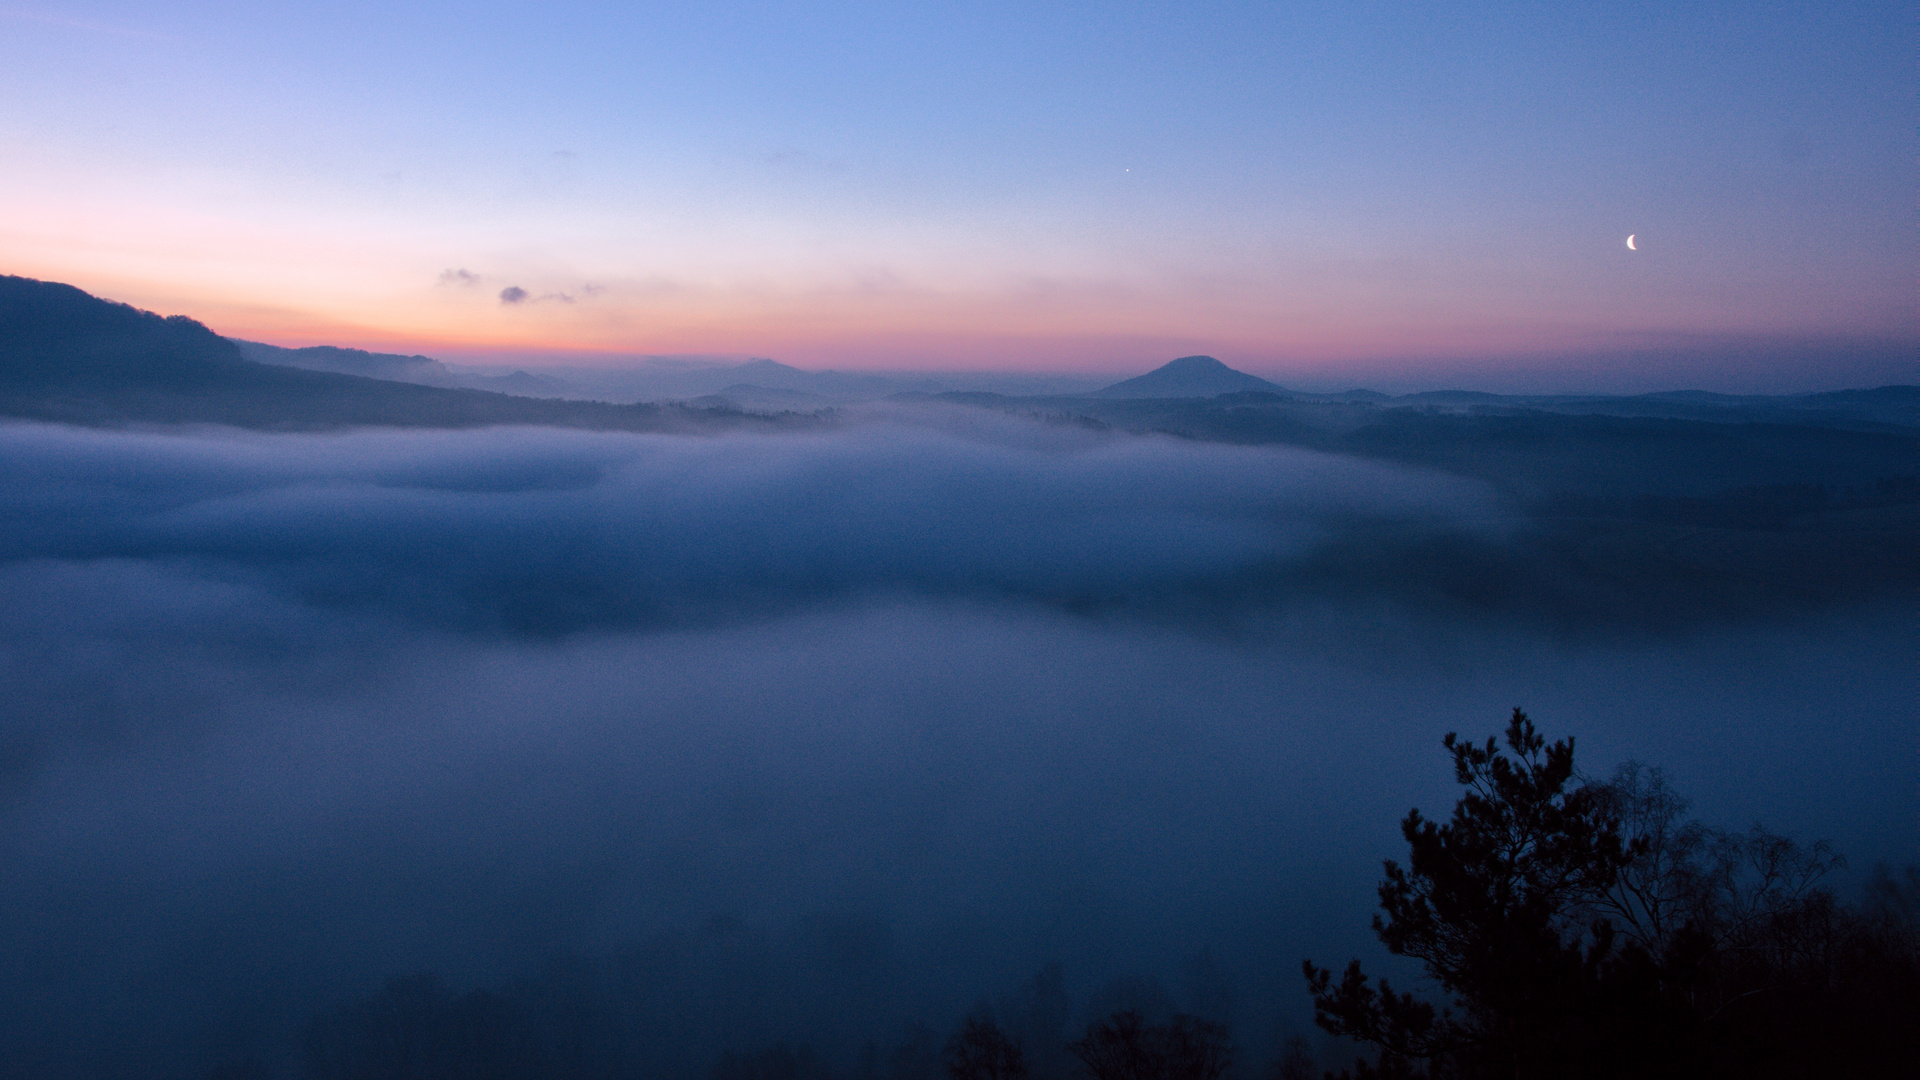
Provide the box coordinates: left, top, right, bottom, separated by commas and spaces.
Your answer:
0, 275, 787, 432
1094, 355, 1284, 398
231, 339, 457, 383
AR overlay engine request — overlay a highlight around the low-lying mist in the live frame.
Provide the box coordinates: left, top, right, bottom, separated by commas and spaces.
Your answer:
0, 408, 1910, 1079
0, 406, 1504, 636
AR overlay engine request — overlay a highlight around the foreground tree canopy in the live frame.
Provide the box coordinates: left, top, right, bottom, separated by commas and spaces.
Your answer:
1305, 709, 1917, 1079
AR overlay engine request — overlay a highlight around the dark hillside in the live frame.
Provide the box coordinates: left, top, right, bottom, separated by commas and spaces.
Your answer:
0, 276, 802, 433
0, 275, 255, 390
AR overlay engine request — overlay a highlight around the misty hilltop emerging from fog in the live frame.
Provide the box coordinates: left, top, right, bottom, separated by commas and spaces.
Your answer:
1092, 354, 1285, 398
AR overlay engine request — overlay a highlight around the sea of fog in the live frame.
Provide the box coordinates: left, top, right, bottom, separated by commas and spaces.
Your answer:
0, 410, 1911, 1078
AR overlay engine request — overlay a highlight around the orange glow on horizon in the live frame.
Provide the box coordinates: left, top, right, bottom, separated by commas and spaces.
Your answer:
19, 255, 1862, 378
7, 178, 1911, 379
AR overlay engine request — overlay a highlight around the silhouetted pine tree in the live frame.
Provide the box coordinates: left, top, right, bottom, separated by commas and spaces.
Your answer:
1303, 709, 1920, 1079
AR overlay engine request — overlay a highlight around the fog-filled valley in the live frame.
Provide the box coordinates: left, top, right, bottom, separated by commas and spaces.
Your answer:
9, 0, 1915, 1068
1, 275, 1916, 1077
0, 403, 1914, 1079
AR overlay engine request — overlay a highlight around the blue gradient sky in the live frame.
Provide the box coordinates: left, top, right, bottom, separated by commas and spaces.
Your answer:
1, 1, 1912, 386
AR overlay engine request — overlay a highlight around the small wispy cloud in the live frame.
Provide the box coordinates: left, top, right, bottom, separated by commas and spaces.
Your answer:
498, 285, 583, 305
438, 269, 481, 287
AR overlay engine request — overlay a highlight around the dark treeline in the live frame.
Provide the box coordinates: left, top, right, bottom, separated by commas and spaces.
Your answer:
198, 713, 1916, 1080
232, 967, 1240, 1080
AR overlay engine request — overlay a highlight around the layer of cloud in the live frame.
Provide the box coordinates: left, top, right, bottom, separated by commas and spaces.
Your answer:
0, 412, 1501, 637
0, 413, 1909, 1078
0, 582, 1910, 1079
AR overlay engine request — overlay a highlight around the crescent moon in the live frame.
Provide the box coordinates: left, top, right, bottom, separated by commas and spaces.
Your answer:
1626, 234, 1637, 250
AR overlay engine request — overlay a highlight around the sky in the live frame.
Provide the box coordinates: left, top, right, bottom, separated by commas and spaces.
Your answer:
1, 1, 1914, 384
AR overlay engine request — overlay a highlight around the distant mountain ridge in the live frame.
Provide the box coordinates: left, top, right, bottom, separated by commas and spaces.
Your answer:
0, 275, 792, 432
232, 340, 453, 382
236, 344, 1113, 404
233, 339, 584, 398
4, 274, 1913, 431
1094, 355, 1285, 398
